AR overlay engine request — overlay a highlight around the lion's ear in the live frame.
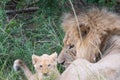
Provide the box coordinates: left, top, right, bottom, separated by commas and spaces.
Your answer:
50, 52, 58, 61
79, 23, 90, 38
32, 54, 40, 65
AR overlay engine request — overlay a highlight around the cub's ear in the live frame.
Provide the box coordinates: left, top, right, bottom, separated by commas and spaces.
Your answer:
32, 54, 40, 65
50, 52, 58, 61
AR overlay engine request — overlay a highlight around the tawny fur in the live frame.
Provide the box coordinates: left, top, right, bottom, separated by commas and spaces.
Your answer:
58, 8, 120, 66
59, 35, 120, 80
13, 59, 36, 80
13, 52, 60, 80
59, 47, 76, 68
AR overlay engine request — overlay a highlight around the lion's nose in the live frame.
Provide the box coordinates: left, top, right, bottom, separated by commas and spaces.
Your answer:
43, 73, 48, 76
61, 60, 65, 65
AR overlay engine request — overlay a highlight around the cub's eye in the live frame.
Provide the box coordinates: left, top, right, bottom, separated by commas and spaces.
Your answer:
48, 64, 51, 67
40, 65, 43, 68
68, 45, 74, 49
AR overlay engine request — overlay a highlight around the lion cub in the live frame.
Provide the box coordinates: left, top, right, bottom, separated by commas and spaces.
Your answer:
13, 52, 60, 80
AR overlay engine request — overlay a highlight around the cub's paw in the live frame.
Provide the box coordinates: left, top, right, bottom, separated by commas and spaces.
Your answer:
13, 59, 23, 71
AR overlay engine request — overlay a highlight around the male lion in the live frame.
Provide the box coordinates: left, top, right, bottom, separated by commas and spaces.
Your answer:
13, 52, 60, 80
59, 35, 120, 80
58, 8, 120, 67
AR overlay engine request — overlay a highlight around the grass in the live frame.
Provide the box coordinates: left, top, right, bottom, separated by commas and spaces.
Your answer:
0, 13, 63, 80
0, 0, 67, 79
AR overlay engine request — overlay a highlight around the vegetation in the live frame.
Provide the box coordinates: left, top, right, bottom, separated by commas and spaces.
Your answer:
0, 0, 118, 80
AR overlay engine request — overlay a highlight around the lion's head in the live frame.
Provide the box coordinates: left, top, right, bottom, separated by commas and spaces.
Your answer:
57, 13, 90, 68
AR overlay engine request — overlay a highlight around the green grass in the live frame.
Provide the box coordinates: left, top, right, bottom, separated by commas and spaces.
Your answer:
0, 13, 63, 80
0, 0, 66, 79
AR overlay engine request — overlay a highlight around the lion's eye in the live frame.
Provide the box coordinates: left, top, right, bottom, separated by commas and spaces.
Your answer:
48, 64, 51, 67
68, 45, 74, 49
40, 65, 42, 68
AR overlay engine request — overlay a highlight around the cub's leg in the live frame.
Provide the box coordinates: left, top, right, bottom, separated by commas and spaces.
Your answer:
13, 59, 33, 80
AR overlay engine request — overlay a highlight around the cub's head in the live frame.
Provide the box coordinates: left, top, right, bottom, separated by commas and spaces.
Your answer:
58, 13, 90, 68
32, 52, 58, 76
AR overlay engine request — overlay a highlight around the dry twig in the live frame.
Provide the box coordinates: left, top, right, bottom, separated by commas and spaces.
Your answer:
6, 7, 39, 15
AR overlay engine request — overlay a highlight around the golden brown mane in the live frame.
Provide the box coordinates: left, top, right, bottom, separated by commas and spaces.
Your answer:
58, 8, 120, 68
